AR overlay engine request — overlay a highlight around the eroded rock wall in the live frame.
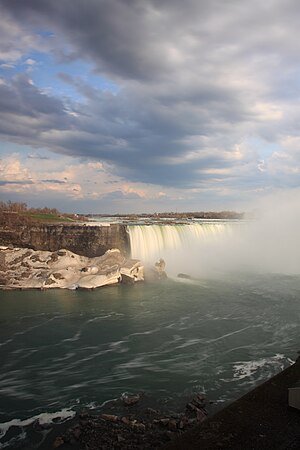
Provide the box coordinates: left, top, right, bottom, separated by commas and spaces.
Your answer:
0, 224, 130, 257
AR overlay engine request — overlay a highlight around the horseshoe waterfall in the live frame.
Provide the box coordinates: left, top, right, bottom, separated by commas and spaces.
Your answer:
127, 222, 236, 277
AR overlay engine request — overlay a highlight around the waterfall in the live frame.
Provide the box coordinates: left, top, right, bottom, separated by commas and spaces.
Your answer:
127, 200, 300, 276
127, 222, 235, 276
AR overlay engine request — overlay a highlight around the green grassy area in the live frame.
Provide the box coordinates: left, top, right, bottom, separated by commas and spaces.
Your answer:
23, 212, 75, 222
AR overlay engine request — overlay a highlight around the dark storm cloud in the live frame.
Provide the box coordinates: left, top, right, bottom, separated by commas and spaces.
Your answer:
0, 75, 72, 143
3, 0, 300, 81
0, 75, 66, 116
1, 0, 300, 192
1, 0, 177, 81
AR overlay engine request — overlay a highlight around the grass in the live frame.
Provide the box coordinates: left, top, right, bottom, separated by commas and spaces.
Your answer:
23, 213, 75, 222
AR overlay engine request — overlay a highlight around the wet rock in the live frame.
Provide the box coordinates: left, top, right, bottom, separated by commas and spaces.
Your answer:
179, 418, 187, 429
121, 417, 132, 426
164, 431, 176, 441
196, 409, 207, 423
53, 436, 64, 448
50, 392, 212, 450
187, 402, 199, 412
188, 418, 197, 426
177, 273, 192, 279
100, 414, 119, 422
117, 434, 125, 442
159, 418, 170, 426
72, 427, 82, 439
122, 393, 141, 406
167, 419, 177, 431
154, 258, 167, 279
146, 407, 160, 415
132, 422, 146, 431
192, 393, 206, 407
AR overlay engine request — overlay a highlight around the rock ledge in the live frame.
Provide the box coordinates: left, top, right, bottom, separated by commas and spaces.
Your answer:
0, 246, 144, 290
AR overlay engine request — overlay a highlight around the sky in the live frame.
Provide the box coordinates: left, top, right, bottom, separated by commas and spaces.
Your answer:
0, 0, 300, 213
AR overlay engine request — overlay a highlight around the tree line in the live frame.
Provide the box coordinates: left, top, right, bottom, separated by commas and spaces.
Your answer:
0, 201, 61, 216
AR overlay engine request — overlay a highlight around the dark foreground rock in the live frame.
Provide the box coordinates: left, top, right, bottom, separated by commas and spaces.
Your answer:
164, 356, 300, 450
43, 393, 209, 450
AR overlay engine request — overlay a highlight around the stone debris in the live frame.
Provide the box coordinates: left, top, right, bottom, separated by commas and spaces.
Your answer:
122, 393, 141, 406
48, 392, 209, 450
0, 247, 144, 290
52, 436, 64, 448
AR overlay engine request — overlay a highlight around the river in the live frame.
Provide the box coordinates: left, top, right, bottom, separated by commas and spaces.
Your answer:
0, 221, 299, 448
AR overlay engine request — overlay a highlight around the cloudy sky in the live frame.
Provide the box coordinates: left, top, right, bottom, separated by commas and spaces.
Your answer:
0, 0, 299, 213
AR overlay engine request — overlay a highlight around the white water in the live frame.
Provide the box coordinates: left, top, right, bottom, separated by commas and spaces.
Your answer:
128, 222, 237, 277
128, 213, 300, 276
0, 408, 76, 444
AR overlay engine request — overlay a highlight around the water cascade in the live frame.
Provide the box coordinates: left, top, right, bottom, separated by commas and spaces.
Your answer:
128, 206, 300, 276
127, 222, 235, 277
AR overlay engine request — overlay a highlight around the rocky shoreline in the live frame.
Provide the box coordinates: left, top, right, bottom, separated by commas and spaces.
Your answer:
42, 392, 210, 450
0, 246, 145, 290
40, 358, 299, 450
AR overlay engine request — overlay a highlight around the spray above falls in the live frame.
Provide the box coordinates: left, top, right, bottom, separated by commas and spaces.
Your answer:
127, 210, 300, 277
127, 222, 236, 277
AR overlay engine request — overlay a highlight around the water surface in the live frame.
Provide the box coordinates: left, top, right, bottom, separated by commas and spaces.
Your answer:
0, 274, 299, 447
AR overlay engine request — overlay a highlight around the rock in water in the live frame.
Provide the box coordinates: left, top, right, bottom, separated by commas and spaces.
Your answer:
120, 259, 144, 283
177, 273, 192, 279
154, 258, 167, 279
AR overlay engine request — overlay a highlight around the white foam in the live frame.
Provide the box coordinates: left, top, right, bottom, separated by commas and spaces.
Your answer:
233, 354, 294, 380
0, 408, 76, 440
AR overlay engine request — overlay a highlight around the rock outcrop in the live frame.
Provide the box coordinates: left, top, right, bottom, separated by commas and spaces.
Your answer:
0, 246, 144, 290
0, 223, 129, 257
154, 258, 167, 279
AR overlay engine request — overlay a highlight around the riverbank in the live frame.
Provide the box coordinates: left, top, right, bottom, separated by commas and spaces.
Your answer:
36, 356, 299, 449
36, 356, 299, 450
41, 392, 210, 450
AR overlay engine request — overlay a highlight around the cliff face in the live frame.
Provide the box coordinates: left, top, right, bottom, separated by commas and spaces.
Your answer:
0, 224, 130, 257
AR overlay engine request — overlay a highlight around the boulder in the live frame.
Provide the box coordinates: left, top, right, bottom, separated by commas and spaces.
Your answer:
155, 258, 167, 279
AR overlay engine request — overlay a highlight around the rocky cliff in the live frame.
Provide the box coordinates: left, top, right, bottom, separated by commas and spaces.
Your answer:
0, 223, 130, 257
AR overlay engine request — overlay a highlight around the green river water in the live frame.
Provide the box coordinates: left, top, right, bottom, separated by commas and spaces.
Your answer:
1, 220, 300, 448
0, 273, 299, 448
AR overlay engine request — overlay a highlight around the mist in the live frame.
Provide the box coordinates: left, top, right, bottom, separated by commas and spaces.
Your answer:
130, 191, 300, 278
170, 192, 300, 278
